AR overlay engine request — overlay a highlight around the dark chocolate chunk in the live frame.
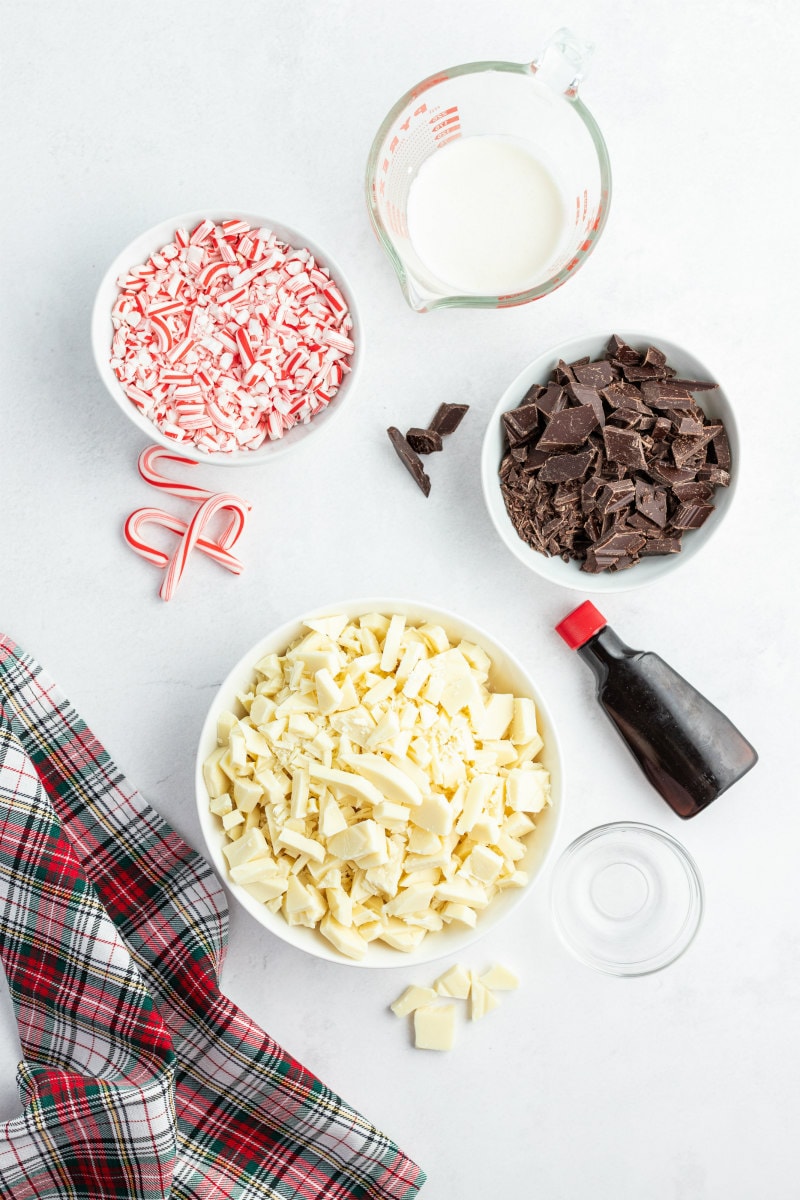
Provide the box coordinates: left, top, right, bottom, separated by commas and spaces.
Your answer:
538, 448, 595, 483
429, 403, 469, 435
537, 382, 567, 417
502, 403, 539, 446
574, 359, 618, 389
387, 427, 431, 496
640, 381, 705, 407
666, 379, 719, 391
671, 502, 715, 530
603, 427, 647, 471
538, 405, 598, 450
707, 423, 731, 470
695, 466, 731, 486
671, 481, 714, 503
567, 383, 606, 426
640, 537, 682, 556
605, 335, 640, 366
597, 479, 635, 515
406, 427, 443, 454
635, 480, 668, 528
652, 416, 672, 441
671, 429, 715, 468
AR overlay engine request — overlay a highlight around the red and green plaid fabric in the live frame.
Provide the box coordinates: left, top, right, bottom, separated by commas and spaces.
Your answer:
0, 636, 425, 1200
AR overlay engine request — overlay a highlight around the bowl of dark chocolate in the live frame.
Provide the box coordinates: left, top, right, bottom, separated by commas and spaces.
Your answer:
480, 333, 738, 592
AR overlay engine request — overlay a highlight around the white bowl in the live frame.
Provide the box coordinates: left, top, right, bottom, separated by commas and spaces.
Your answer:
91, 209, 363, 466
480, 332, 739, 592
195, 597, 564, 968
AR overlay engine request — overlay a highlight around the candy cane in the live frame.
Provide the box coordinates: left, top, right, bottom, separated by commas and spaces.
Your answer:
137, 445, 252, 519
159, 493, 248, 601
124, 507, 245, 574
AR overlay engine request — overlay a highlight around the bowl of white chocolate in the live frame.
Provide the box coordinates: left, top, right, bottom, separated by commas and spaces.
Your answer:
195, 599, 563, 966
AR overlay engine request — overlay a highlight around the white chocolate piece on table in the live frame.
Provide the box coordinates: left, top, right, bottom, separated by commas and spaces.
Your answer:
414, 1004, 457, 1051
434, 963, 471, 999
390, 985, 437, 1017
479, 964, 519, 991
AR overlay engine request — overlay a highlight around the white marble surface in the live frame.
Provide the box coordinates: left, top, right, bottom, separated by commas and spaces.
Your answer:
1, 2, 798, 1196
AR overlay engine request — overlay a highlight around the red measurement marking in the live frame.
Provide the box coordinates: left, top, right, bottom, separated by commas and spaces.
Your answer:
434, 130, 461, 148
429, 114, 460, 134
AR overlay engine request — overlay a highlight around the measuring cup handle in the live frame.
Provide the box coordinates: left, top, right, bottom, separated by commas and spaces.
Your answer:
531, 27, 594, 97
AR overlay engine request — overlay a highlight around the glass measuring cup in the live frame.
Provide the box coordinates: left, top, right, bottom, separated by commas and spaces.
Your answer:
365, 29, 611, 313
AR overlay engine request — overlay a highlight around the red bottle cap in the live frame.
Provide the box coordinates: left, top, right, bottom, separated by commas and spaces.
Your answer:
555, 601, 607, 650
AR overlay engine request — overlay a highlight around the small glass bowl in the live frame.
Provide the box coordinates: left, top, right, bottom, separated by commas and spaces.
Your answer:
550, 822, 703, 976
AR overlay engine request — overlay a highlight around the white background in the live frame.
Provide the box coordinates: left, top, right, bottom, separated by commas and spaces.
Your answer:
1, 2, 798, 1197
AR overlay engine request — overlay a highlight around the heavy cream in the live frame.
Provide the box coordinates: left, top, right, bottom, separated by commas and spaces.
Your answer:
406, 135, 567, 296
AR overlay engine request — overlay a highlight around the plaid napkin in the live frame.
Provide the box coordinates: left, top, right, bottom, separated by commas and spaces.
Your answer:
0, 636, 425, 1200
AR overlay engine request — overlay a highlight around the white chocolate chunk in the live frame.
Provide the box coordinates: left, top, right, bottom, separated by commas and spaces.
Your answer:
510, 697, 538, 744
304, 613, 348, 640
314, 668, 343, 715
203, 746, 229, 799
441, 902, 477, 927
479, 693, 514, 740
383, 883, 434, 917
319, 914, 368, 960
390, 985, 437, 1016
222, 827, 271, 870
414, 1004, 457, 1051
479, 964, 519, 991
462, 845, 504, 885
380, 614, 406, 672
343, 753, 423, 808
242, 876, 288, 903
318, 791, 348, 838
372, 800, 411, 831
412, 794, 453, 836
307, 763, 384, 806
505, 767, 550, 813
434, 963, 471, 999
276, 827, 325, 863
222, 809, 244, 831
327, 820, 386, 863
470, 977, 500, 1021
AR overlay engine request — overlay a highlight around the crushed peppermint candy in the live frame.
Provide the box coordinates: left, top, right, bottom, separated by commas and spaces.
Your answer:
109, 219, 354, 453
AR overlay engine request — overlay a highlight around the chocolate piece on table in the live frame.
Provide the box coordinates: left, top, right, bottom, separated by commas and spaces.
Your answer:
387, 427, 431, 496
429, 403, 469, 435
538, 404, 598, 450
671, 502, 715, 530
502, 403, 540, 446
538, 448, 595, 483
406, 427, 443, 454
603, 426, 648, 471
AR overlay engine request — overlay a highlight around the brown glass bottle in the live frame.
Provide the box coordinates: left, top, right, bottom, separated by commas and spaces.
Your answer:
556, 602, 758, 818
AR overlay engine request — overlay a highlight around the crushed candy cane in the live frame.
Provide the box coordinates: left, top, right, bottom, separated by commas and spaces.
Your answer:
109, 219, 354, 453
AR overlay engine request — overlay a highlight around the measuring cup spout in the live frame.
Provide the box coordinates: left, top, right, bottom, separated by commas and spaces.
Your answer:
530, 27, 594, 97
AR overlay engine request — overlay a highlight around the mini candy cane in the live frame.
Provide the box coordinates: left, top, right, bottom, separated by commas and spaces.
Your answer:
159, 493, 248, 602
137, 445, 252, 513
124, 507, 245, 574
125, 445, 251, 600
